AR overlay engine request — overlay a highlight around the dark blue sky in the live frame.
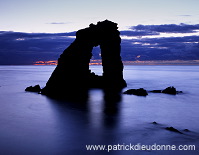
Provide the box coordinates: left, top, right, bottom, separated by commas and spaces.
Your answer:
0, 23, 199, 65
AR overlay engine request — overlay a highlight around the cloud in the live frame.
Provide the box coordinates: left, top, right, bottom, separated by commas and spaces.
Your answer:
119, 24, 199, 61
130, 23, 199, 33
120, 36, 199, 61
178, 15, 192, 17
0, 24, 199, 65
120, 30, 159, 37
0, 31, 75, 65
46, 22, 71, 24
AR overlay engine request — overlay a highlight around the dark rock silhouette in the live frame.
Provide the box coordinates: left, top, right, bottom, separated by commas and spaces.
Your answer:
162, 86, 177, 95
40, 20, 126, 99
123, 87, 183, 97
123, 88, 148, 96
150, 90, 162, 93
25, 85, 41, 92
149, 86, 183, 95
165, 127, 183, 134
152, 121, 158, 125
183, 129, 190, 132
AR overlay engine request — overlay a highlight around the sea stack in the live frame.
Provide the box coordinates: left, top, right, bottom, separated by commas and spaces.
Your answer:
41, 20, 126, 98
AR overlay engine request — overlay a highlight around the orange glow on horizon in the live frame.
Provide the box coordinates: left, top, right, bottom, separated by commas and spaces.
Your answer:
33, 60, 58, 65
33, 59, 102, 65
33, 60, 199, 66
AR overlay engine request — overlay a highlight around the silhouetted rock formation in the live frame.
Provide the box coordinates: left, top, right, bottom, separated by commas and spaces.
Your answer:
25, 85, 41, 92
123, 88, 148, 96
150, 90, 162, 93
183, 129, 190, 132
165, 127, 183, 134
149, 86, 183, 95
162, 86, 177, 95
152, 121, 158, 125
123, 87, 183, 97
41, 20, 126, 98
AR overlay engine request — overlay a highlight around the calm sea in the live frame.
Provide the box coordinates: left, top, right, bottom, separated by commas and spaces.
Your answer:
0, 65, 198, 155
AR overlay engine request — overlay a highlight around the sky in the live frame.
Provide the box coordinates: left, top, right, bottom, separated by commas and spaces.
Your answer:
1, 0, 199, 33
0, 0, 199, 65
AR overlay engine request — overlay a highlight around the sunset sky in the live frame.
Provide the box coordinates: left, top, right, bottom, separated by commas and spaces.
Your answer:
0, 0, 199, 65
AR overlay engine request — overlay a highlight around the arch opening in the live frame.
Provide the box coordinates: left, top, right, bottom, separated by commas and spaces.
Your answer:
89, 46, 103, 76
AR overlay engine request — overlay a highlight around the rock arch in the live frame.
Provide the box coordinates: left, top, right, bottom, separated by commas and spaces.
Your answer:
41, 20, 127, 97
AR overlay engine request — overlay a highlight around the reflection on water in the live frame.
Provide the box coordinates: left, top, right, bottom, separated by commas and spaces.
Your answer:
47, 88, 122, 129
44, 89, 122, 154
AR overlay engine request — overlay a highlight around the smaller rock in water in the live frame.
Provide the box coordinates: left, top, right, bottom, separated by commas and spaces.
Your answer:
165, 126, 183, 134
183, 129, 190, 132
150, 90, 162, 93
152, 121, 158, 124
177, 91, 183, 94
162, 86, 177, 95
123, 88, 148, 96
25, 85, 41, 92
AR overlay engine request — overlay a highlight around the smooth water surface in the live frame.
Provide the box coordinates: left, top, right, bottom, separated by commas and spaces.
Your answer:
0, 65, 198, 155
